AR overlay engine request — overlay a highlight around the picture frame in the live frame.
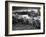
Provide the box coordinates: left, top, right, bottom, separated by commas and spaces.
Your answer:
5, 1, 45, 36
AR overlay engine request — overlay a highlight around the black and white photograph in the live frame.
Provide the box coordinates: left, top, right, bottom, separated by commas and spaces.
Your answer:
12, 7, 40, 30
5, 1, 45, 36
